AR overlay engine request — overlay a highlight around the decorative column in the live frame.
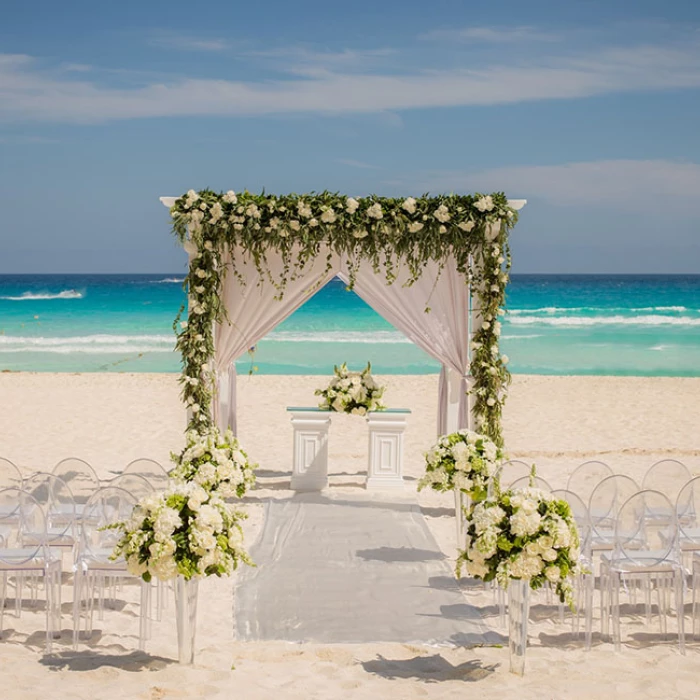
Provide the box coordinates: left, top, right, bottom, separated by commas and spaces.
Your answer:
287, 408, 331, 491
366, 409, 410, 491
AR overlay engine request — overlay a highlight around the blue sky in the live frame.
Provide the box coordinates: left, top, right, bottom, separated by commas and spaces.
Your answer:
1, 0, 699, 273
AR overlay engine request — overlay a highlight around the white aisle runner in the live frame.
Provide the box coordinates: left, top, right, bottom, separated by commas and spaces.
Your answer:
234, 492, 502, 645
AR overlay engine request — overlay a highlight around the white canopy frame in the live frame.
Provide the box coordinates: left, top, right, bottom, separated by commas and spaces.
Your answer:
161, 196, 526, 439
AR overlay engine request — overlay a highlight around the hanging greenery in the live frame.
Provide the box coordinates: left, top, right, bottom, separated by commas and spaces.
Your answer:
169, 190, 518, 446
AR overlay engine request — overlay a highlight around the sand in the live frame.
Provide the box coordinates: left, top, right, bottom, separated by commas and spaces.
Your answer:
0, 372, 699, 699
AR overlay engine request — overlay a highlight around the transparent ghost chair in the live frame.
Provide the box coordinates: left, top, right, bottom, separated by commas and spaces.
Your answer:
642, 460, 692, 523
52, 458, 101, 522
675, 476, 700, 564
509, 476, 553, 492
600, 489, 685, 654
552, 489, 594, 649
566, 460, 614, 506
0, 487, 61, 653
122, 459, 169, 490
693, 552, 700, 640
73, 486, 150, 650
496, 460, 532, 490
110, 473, 155, 501
0, 459, 24, 519
22, 472, 77, 565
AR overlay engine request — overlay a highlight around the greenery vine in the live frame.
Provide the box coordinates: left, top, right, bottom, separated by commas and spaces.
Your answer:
169, 189, 518, 445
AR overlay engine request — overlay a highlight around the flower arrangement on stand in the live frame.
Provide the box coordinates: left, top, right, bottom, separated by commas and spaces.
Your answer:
108, 480, 253, 664
315, 362, 386, 415
170, 427, 257, 498
456, 486, 582, 674
417, 429, 502, 502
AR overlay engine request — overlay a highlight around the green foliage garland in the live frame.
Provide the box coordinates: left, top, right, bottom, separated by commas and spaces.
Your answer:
169, 190, 518, 445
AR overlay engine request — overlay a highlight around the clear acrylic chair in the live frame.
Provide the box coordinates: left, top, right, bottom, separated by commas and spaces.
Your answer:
642, 459, 692, 505
22, 472, 77, 562
52, 458, 100, 522
509, 475, 553, 492
110, 473, 155, 501
693, 552, 700, 640
551, 489, 594, 650
588, 474, 640, 553
0, 458, 23, 489
122, 459, 169, 489
0, 487, 62, 653
675, 476, 700, 562
496, 460, 532, 489
600, 489, 685, 654
566, 460, 614, 505
73, 486, 150, 650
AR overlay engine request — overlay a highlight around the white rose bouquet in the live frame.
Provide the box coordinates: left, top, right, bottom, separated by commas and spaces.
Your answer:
108, 481, 253, 582
315, 362, 386, 415
456, 487, 582, 605
418, 429, 502, 502
170, 428, 257, 499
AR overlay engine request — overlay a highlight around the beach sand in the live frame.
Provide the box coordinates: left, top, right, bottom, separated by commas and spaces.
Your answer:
0, 372, 699, 699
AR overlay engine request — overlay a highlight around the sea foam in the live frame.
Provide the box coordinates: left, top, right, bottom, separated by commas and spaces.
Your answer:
0, 290, 83, 301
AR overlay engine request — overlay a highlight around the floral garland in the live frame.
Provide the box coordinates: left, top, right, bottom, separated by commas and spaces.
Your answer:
169, 190, 518, 445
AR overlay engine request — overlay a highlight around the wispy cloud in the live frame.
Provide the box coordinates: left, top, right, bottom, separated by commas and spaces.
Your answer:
421, 26, 562, 43
336, 158, 380, 170
149, 31, 229, 52
2, 40, 700, 123
410, 160, 700, 211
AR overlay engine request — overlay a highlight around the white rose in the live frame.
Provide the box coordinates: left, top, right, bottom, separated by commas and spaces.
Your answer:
433, 204, 451, 223
401, 197, 417, 214
408, 222, 424, 233
320, 208, 337, 224
366, 203, 383, 219
289, 220, 301, 231
353, 229, 368, 239
346, 197, 359, 214
222, 190, 237, 204
474, 195, 495, 212
545, 566, 561, 582
457, 220, 475, 232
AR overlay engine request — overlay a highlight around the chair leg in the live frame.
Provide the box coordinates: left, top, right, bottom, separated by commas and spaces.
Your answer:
612, 572, 621, 652
73, 566, 83, 649
675, 569, 685, 655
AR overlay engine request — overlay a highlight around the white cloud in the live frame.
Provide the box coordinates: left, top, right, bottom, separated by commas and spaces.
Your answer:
421, 26, 561, 43
411, 160, 700, 211
336, 158, 380, 170
149, 31, 229, 52
1, 41, 700, 123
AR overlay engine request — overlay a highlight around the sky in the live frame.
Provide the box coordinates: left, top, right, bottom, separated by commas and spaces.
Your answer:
0, 0, 699, 274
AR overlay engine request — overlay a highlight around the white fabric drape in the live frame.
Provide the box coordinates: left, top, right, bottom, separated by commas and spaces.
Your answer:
214, 247, 339, 433
337, 257, 471, 434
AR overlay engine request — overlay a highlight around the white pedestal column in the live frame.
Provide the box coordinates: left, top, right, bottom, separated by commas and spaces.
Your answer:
287, 408, 331, 491
366, 410, 410, 491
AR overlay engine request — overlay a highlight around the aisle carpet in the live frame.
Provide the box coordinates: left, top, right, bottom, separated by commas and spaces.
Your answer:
234, 492, 502, 645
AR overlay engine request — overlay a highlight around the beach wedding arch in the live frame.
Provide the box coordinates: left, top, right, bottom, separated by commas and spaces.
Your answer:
161, 190, 525, 447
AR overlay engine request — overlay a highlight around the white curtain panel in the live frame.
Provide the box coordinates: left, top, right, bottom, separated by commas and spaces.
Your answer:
214, 247, 340, 433
337, 256, 471, 434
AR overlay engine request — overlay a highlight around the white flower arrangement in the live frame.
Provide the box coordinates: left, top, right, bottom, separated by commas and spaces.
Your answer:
315, 362, 386, 415
169, 427, 257, 499
108, 481, 253, 582
456, 487, 582, 605
417, 429, 502, 502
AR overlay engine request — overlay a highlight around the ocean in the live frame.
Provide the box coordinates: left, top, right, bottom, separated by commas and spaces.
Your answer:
0, 274, 699, 376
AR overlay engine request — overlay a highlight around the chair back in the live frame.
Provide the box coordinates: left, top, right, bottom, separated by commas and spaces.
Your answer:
510, 475, 552, 492
615, 489, 678, 566
496, 460, 532, 489
0, 487, 48, 566
23, 472, 76, 542
52, 458, 100, 505
0, 458, 23, 490
642, 459, 692, 502
552, 488, 591, 558
123, 458, 169, 488
566, 460, 614, 503
79, 487, 137, 563
588, 474, 639, 539
676, 475, 700, 545
110, 473, 155, 501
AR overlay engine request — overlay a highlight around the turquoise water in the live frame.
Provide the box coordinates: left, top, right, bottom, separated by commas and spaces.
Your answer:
0, 274, 699, 376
